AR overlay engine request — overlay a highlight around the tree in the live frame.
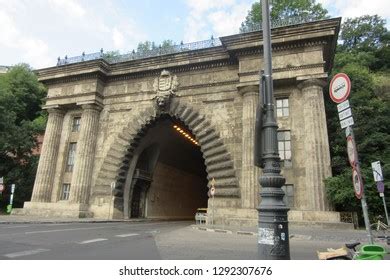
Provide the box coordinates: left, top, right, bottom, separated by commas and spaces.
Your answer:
0, 64, 46, 210
240, 0, 328, 33
136, 40, 176, 56
340, 15, 388, 52
324, 15, 390, 222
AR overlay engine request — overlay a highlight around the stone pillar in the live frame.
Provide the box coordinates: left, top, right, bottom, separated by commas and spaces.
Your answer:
31, 108, 65, 202
298, 79, 332, 211
69, 104, 101, 205
239, 85, 260, 208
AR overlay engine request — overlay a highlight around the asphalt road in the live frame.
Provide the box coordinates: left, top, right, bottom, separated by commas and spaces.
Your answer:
0, 221, 388, 260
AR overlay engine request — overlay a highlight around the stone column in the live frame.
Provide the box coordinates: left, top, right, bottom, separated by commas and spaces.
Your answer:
31, 108, 65, 202
69, 104, 101, 205
239, 85, 260, 208
298, 79, 332, 211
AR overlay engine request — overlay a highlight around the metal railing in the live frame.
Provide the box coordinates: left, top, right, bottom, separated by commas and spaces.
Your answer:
56, 16, 318, 66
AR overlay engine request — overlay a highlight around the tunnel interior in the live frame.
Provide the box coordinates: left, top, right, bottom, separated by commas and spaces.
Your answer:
128, 115, 209, 219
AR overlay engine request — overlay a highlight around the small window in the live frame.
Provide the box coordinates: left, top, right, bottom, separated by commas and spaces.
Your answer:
65, 142, 77, 172
282, 185, 294, 208
277, 130, 292, 161
72, 117, 81, 132
60, 184, 71, 200
276, 98, 289, 117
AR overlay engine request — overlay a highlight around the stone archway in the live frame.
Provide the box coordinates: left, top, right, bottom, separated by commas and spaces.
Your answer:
94, 99, 240, 218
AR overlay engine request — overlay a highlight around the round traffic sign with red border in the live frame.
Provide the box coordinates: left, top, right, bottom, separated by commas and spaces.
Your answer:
352, 168, 363, 199
346, 136, 357, 167
329, 73, 351, 103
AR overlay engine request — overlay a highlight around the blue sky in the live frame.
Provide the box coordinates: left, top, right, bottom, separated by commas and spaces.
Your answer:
0, 0, 389, 69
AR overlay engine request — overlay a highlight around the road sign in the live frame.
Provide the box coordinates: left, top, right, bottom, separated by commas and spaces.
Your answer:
340, 116, 354, 129
347, 136, 357, 167
376, 181, 385, 193
0, 184, 3, 193
352, 168, 363, 199
210, 187, 215, 196
371, 161, 383, 182
330, 73, 351, 103
337, 100, 350, 112
338, 108, 352, 121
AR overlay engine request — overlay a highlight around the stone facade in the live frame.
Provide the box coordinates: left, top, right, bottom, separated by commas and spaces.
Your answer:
21, 18, 343, 226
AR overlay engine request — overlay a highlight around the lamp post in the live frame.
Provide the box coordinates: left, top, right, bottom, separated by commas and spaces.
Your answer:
256, 0, 290, 260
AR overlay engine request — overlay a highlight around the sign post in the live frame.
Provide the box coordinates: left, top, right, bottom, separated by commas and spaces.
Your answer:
330, 73, 373, 243
0, 177, 4, 200
6, 184, 15, 214
108, 181, 116, 219
371, 161, 389, 225
210, 178, 215, 227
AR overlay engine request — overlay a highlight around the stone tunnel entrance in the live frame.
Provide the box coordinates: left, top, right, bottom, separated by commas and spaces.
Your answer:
125, 115, 209, 220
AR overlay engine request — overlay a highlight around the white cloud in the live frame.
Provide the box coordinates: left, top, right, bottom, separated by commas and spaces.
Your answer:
208, 3, 250, 36
0, 0, 146, 68
112, 28, 125, 50
317, 0, 390, 23
48, 0, 86, 18
184, 0, 252, 42
0, 10, 51, 68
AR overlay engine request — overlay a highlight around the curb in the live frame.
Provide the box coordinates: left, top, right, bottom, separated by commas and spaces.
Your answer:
192, 226, 312, 240
0, 218, 173, 225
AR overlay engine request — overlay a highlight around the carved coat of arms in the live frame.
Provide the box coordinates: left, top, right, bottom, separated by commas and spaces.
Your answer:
153, 70, 178, 111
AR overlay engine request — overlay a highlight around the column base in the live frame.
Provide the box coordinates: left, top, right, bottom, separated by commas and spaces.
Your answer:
16, 202, 93, 218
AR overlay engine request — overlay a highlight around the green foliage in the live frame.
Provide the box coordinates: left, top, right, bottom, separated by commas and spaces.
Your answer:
0, 64, 46, 211
102, 50, 121, 59
136, 40, 176, 55
340, 15, 388, 52
324, 15, 390, 221
240, 0, 328, 32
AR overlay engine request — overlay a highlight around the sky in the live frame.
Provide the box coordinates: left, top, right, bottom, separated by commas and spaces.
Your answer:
0, 0, 389, 69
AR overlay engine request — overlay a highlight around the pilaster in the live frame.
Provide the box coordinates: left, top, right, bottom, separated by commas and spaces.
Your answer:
31, 108, 65, 202
238, 85, 260, 208
69, 103, 102, 204
298, 78, 332, 211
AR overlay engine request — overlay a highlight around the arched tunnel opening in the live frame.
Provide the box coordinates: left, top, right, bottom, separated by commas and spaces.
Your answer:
127, 115, 209, 220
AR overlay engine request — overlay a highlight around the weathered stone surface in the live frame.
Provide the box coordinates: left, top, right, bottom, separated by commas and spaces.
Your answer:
22, 18, 343, 226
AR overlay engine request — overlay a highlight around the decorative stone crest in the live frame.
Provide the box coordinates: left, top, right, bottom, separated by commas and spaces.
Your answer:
153, 70, 178, 111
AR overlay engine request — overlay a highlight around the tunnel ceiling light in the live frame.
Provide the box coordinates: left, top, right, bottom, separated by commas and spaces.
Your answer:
172, 125, 199, 146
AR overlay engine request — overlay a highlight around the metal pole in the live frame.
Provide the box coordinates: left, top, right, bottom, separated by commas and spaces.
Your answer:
382, 195, 389, 225
212, 195, 215, 228
350, 128, 373, 244
257, 0, 290, 259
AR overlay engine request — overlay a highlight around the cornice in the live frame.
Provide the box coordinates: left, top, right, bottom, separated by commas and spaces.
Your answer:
239, 62, 325, 77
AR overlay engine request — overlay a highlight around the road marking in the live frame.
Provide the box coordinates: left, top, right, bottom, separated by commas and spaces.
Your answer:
78, 238, 108, 244
4, 249, 50, 258
115, 233, 139, 238
2, 225, 30, 229
25, 226, 109, 234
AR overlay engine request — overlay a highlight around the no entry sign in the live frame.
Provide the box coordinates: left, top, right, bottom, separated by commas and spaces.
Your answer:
347, 136, 357, 167
352, 168, 363, 199
330, 73, 351, 103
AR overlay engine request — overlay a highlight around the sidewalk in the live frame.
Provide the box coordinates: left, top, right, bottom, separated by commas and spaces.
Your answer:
192, 223, 374, 243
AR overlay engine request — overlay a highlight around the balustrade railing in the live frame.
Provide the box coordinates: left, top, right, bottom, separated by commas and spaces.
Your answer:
56, 16, 318, 66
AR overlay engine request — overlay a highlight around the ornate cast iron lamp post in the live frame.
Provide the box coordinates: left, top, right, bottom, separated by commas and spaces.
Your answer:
256, 0, 291, 260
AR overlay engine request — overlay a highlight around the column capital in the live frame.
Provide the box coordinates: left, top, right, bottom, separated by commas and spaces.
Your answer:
80, 103, 103, 112
297, 78, 327, 90
46, 107, 65, 116
237, 84, 259, 97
